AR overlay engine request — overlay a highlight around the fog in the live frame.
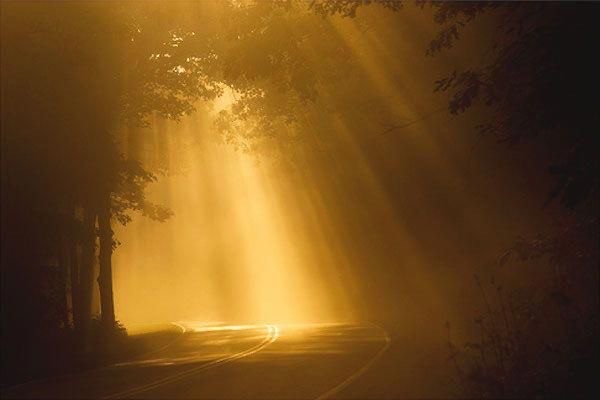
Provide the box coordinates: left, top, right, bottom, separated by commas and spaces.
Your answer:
113, 104, 355, 324
110, 6, 552, 328
4, 2, 596, 396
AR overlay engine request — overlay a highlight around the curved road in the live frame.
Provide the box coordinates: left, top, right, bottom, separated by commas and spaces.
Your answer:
4, 323, 390, 399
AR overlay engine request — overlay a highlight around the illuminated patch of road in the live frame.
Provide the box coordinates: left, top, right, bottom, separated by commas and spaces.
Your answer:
104, 324, 279, 399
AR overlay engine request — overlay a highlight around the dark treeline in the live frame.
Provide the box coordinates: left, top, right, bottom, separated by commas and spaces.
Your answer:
408, 2, 599, 397
1, 1, 599, 396
1, 0, 330, 383
404, 2, 599, 397
1, 2, 213, 383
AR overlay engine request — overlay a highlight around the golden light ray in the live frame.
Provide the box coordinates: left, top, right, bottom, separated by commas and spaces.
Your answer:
325, 11, 506, 257
113, 97, 349, 325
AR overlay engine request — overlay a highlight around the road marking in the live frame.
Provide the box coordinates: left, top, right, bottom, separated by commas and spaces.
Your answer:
104, 324, 279, 399
111, 322, 188, 368
170, 322, 187, 334
315, 324, 391, 400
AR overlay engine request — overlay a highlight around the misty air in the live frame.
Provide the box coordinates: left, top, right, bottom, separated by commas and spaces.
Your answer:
1, 1, 599, 399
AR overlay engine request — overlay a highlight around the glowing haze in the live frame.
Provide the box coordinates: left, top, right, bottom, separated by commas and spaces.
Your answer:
113, 96, 354, 325
111, 4, 549, 331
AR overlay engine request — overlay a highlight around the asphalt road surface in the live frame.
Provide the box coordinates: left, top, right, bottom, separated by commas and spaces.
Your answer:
4, 322, 391, 399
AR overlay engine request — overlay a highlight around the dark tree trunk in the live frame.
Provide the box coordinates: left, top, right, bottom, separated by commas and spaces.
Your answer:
98, 196, 115, 328
78, 208, 96, 344
57, 226, 71, 328
69, 229, 81, 332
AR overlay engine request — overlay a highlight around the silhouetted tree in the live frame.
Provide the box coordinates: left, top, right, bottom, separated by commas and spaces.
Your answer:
422, 1, 600, 209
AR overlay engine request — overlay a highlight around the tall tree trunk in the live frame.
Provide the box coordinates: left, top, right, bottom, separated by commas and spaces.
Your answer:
79, 208, 96, 346
69, 229, 81, 332
98, 194, 115, 328
57, 226, 72, 328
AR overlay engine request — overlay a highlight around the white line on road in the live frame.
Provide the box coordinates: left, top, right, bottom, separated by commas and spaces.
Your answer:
104, 324, 279, 399
315, 324, 391, 400
127, 322, 188, 362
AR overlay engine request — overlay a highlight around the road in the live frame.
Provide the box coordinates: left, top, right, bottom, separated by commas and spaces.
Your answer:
3, 322, 391, 399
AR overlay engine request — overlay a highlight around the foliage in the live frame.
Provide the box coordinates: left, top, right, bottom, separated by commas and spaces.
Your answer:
317, 1, 600, 209
411, 3, 600, 396
423, 1, 600, 208
421, 1, 496, 56
118, 5, 224, 126
311, 0, 403, 18
112, 159, 173, 226
448, 217, 599, 398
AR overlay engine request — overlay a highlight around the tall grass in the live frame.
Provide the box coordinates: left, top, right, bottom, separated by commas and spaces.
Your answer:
447, 217, 599, 398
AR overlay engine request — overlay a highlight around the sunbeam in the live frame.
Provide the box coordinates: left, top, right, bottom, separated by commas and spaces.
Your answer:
113, 99, 350, 325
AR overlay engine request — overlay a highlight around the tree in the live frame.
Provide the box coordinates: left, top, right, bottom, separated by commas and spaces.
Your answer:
422, 1, 600, 209
0, 1, 214, 357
